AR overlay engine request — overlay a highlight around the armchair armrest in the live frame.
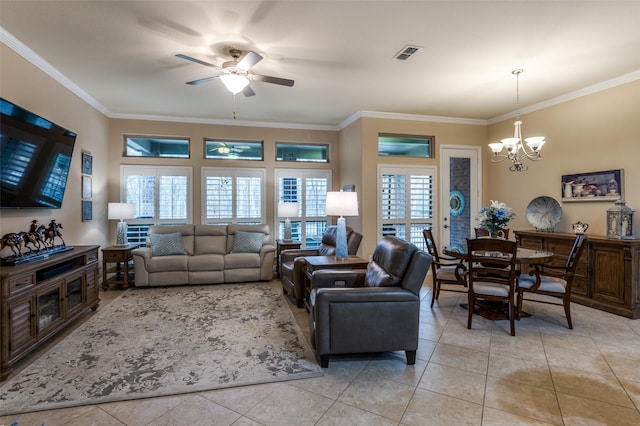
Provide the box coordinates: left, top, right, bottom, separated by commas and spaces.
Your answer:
314, 286, 419, 305
280, 249, 319, 264
309, 269, 367, 290
530, 264, 569, 278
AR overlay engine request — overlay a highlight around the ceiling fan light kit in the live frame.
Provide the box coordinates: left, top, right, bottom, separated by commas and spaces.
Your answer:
177, 48, 294, 96
488, 69, 547, 172
220, 74, 249, 94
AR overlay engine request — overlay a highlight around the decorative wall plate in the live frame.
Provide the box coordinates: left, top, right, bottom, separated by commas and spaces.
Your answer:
526, 196, 562, 231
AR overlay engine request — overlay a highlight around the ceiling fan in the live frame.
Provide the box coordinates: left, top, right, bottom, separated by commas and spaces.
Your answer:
176, 48, 294, 97
208, 142, 250, 154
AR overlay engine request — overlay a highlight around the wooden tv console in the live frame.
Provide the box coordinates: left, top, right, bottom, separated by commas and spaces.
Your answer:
0, 245, 100, 381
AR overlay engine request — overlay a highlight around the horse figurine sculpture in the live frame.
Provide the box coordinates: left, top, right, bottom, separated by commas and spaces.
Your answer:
1, 233, 24, 257
22, 230, 44, 254
44, 220, 65, 248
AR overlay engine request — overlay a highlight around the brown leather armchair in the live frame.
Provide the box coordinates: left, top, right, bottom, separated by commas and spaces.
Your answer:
308, 236, 432, 367
280, 225, 362, 307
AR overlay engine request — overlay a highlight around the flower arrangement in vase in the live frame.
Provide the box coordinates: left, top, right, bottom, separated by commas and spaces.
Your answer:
477, 200, 515, 238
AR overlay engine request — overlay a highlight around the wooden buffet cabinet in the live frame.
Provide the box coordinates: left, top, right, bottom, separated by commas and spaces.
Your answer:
515, 231, 640, 319
0, 246, 100, 380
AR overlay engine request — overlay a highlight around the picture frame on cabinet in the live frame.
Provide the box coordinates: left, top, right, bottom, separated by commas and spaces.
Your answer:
561, 169, 623, 202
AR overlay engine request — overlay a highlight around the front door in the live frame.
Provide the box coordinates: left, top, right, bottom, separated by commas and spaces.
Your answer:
440, 145, 481, 252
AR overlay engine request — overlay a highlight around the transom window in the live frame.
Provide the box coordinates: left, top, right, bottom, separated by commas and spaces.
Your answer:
276, 143, 328, 163
124, 135, 190, 158
378, 133, 433, 158
205, 139, 263, 160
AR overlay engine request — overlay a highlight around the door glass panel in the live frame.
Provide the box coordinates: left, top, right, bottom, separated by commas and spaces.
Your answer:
448, 157, 471, 253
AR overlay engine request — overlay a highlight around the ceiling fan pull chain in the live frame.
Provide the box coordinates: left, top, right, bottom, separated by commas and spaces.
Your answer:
233, 94, 237, 120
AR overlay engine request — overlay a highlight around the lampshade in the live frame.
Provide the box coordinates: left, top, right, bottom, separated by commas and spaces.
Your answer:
325, 191, 359, 217
108, 203, 135, 220
220, 74, 249, 94
278, 201, 299, 218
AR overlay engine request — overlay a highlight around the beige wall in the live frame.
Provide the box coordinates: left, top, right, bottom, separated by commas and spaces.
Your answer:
0, 43, 110, 255
337, 118, 364, 246
108, 119, 339, 243
486, 80, 640, 237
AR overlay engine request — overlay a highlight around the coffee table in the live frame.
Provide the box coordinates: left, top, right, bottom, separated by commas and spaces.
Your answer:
303, 255, 369, 310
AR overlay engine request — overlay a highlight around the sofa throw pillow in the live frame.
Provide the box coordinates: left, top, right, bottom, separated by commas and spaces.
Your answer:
232, 231, 264, 253
149, 232, 186, 257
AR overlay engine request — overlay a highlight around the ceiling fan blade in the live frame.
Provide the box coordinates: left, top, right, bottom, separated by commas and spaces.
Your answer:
251, 74, 294, 87
175, 54, 222, 69
242, 85, 256, 97
186, 76, 219, 85
237, 51, 263, 71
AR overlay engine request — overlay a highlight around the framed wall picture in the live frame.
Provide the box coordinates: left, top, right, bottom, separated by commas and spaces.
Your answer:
82, 200, 92, 221
82, 175, 92, 198
561, 169, 623, 202
82, 152, 93, 175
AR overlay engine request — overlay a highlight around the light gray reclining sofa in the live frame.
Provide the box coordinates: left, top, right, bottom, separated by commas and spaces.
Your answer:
132, 224, 275, 286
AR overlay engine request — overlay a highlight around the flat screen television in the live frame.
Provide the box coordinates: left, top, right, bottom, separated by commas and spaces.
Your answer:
1, 98, 77, 208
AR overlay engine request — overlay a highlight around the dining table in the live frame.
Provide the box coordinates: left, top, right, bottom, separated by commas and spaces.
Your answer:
442, 245, 554, 320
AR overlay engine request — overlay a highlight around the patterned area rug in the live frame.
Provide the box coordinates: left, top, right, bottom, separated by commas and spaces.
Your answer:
0, 281, 322, 415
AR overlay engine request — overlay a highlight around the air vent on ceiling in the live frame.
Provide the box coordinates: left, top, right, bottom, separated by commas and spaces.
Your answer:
393, 45, 422, 61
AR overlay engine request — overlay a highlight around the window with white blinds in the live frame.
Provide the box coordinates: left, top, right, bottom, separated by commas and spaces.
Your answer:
275, 169, 331, 248
378, 165, 436, 249
121, 165, 192, 224
121, 165, 192, 245
202, 167, 265, 224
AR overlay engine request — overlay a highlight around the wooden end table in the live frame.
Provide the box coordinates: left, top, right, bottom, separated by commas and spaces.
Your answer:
303, 255, 369, 310
101, 243, 139, 290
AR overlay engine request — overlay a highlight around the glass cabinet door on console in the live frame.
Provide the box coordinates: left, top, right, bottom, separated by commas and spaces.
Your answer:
37, 286, 62, 332
65, 271, 86, 316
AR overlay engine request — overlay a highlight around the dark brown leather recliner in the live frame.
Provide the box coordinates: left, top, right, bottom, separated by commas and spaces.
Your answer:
308, 236, 432, 367
280, 225, 362, 308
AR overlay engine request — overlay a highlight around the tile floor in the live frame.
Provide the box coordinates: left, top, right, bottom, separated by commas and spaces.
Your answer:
2, 279, 640, 426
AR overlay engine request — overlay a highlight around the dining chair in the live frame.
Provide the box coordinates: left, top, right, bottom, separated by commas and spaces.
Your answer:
465, 238, 519, 335
516, 234, 586, 329
475, 228, 510, 239
422, 229, 467, 307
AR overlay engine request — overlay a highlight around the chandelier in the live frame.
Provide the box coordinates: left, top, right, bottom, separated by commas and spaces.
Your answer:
488, 69, 546, 172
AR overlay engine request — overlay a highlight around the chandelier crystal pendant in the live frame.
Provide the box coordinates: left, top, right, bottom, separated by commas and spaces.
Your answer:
488, 69, 546, 172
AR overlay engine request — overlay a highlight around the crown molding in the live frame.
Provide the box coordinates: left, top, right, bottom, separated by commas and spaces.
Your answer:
109, 112, 340, 131
488, 69, 640, 124
1, 26, 110, 116
339, 111, 487, 129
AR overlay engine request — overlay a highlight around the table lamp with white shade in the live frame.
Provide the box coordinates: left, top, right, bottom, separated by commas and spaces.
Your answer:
278, 201, 299, 242
108, 202, 135, 246
325, 191, 359, 260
